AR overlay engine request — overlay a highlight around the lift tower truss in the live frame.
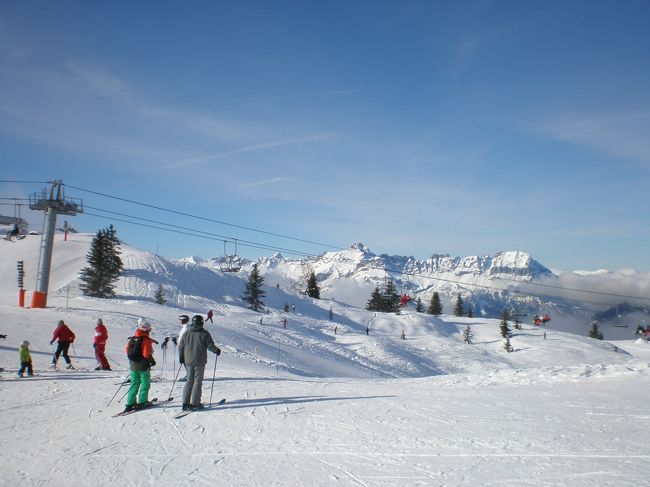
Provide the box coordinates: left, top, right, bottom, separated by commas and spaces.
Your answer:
29, 180, 83, 308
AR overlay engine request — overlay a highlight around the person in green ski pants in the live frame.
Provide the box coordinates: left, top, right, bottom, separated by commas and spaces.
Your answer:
124, 320, 156, 412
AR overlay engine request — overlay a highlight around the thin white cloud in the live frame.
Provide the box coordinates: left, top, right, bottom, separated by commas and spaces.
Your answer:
165, 133, 333, 169
212, 89, 364, 103
535, 269, 650, 308
239, 177, 296, 189
532, 111, 650, 165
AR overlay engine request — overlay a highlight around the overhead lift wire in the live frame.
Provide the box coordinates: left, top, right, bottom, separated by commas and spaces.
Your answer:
83, 204, 317, 257
64, 183, 345, 252
83, 210, 315, 258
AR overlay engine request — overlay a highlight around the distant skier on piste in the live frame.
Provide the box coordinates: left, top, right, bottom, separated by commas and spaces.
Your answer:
206, 309, 214, 323
178, 315, 221, 411
50, 320, 76, 369
123, 319, 157, 412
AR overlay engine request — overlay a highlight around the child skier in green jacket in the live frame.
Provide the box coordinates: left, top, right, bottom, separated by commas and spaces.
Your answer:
18, 340, 33, 377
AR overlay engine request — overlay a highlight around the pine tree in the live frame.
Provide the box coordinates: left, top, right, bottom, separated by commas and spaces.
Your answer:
454, 293, 464, 317
104, 225, 123, 283
242, 263, 266, 312
588, 322, 604, 340
499, 310, 512, 338
415, 297, 424, 313
154, 284, 166, 305
366, 286, 383, 311
382, 280, 400, 314
504, 336, 514, 353
427, 291, 443, 315
284, 302, 290, 312
79, 226, 124, 298
305, 270, 320, 299
463, 325, 473, 344
466, 307, 474, 318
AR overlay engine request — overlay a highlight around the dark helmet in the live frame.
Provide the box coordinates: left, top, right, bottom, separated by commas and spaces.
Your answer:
192, 315, 204, 326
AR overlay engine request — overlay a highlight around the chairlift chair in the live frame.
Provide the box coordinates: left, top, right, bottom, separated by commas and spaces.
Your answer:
220, 240, 242, 273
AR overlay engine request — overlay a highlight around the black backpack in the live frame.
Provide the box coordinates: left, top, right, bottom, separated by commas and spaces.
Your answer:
126, 336, 144, 361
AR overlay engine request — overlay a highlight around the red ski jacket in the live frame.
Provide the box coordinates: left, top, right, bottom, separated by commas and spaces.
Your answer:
94, 324, 108, 345
52, 322, 76, 343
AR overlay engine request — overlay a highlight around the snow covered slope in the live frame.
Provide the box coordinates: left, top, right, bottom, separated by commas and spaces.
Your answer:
1, 234, 649, 486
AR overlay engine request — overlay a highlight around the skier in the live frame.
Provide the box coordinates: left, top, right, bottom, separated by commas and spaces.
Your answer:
18, 340, 33, 377
123, 320, 156, 412
0, 333, 6, 371
178, 315, 221, 411
400, 329, 406, 340
93, 318, 111, 370
365, 326, 370, 336
177, 315, 190, 381
206, 309, 214, 323
50, 320, 76, 369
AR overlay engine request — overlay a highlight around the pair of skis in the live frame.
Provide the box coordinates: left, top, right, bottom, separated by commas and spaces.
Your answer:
173, 398, 226, 419
112, 397, 173, 417
112, 397, 226, 418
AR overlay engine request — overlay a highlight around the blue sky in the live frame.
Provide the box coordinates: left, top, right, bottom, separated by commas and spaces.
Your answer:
1, 0, 649, 271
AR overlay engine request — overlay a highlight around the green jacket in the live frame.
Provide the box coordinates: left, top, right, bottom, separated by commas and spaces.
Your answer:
19, 346, 31, 363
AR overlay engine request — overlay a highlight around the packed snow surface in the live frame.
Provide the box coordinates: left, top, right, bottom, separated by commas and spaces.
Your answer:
1, 235, 649, 486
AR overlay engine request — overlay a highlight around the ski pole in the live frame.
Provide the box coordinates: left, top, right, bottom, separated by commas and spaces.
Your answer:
71, 343, 79, 367
105, 354, 117, 369
107, 377, 129, 407
50, 342, 57, 368
167, 363, 183, 401
209, 354, 218, 406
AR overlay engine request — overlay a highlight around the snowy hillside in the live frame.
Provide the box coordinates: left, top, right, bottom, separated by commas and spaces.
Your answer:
1, 234, 649, 486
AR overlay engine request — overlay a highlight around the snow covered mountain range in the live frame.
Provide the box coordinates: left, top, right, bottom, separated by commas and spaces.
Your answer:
3, 233, 647, 340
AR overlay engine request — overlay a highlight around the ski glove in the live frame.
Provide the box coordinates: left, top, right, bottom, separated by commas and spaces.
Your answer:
215, 348, 221, 356
149, 358, 156, 367
50, 340, 54, 345
0, 334, 6, 339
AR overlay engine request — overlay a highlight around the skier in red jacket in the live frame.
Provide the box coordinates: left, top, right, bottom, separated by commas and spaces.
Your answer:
50, 320, 76, 369
94, 318, 111, 370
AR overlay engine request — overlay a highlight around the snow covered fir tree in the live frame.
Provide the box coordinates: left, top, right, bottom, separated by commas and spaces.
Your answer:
242, 263, 265, 312
365, 286, 383, 312
500, 310, 513, 338
427, 291, 442, 315
588, 322, 604, 340
154, 284, 166, 305
78, 225, 124, 298
365, 281, 400, 314
454, 293, 464, 317
305, 270, 320, 299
